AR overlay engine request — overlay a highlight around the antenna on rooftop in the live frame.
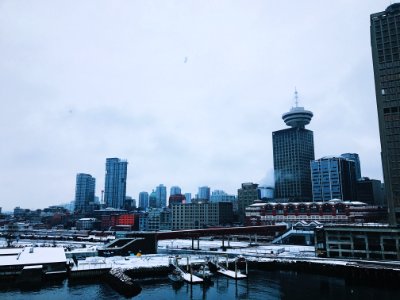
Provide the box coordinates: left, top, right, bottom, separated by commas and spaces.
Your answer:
294, 87, 299, 107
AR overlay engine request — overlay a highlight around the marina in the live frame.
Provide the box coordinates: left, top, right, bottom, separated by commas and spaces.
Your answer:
1, 237, 400, 297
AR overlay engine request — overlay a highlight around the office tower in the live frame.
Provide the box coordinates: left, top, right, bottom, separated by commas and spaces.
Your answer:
198, 186, 211, 201
341, 153, 362, 180
311, 156, 358, 202
104, 158, 128, 209
170, 186, 181, 196
155, 184, 167, 208
74, 173, 95, 213
184, 193, 192, 204
237, 182, 259, 223
357, 177, 384, 206
139, 191, 149, 210
272, 92, 315, 202
371, 4, 400, 224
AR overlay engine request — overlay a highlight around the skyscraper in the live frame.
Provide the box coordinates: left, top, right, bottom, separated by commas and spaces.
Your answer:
198, 186, 210, 201
139, 191, 149, 210
104, 158, 128, 209
74, 173, 95, 213
371, 4, 400, 224
311, 156, 358, 202
170, 186, 181, 196
341, 153, 362, 180
149, 190, 157, 208
184, 193, 192, 204
155, 184, 167, 208
272, 92, 315, 202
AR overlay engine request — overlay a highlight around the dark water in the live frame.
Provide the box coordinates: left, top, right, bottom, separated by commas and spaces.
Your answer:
0, 270, 398, 300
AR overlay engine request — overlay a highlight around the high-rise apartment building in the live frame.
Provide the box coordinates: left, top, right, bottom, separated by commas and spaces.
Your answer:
371, 4, 400, 224
139, 191, 149, 210
104, 158, 128, 209
170, 186, 181, 196
74, 173, 96, 213
311, 156, 358, 202
184, 193, 192, 204
198, 186, 211, 201
155, 184, 167, 208
149, 190, 157, 208
272, 93, 315, 202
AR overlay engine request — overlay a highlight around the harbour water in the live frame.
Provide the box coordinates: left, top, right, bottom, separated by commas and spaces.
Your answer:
0, 269, 399, 300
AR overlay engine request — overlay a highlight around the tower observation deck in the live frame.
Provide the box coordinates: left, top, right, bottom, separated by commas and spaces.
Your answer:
282, 90, 313, 128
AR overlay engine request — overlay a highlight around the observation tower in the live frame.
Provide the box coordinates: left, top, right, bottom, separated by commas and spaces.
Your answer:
282, 90, 313, 128
272, 89, 315, 202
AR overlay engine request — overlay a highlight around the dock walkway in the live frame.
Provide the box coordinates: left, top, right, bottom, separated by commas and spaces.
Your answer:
217, 269, 247, 279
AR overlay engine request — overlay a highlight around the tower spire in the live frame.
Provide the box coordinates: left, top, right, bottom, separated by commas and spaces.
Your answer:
294, 87, 299, 108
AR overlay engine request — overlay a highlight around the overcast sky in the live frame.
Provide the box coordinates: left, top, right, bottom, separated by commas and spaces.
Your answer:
0, 0, 392, 211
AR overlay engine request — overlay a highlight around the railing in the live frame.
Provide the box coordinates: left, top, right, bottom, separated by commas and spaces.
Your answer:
72, 263, 112, 271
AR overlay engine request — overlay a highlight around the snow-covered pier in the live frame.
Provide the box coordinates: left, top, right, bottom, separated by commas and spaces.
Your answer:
217, 268, 247, 279
180, 270, 203, 284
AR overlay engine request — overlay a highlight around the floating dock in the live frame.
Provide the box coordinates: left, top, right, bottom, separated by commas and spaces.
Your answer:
180, 271, 203, 284
169, 256, 204, 284
217, 268, 247, 279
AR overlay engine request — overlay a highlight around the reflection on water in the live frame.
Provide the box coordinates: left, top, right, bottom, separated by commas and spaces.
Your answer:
0, 270, 399, 300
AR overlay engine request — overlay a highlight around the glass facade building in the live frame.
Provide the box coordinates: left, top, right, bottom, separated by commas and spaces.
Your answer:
371, 4, 400, 224
74, 173, 95, 213
311, 156, 358, 202
149, 190, 157, 208
210, 190, 236, 203
104, 158, 128, 209
139, 191, 149, 210
184, 193, 192, 204
170, 186, 181, 196
198, 186, 211, 201
341, 153, 362, 180
155, 184, 167, 208
273, 127, 314, 202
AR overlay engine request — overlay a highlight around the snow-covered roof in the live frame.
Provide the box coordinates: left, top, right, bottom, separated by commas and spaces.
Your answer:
0, 247, 67, 267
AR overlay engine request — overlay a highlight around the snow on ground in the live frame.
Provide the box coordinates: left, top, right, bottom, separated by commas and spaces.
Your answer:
72, 253, 212, 271
70, 239, 317, 272
158, 239, 316, 257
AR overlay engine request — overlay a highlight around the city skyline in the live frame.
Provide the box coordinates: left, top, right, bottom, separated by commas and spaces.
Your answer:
0, 1, 390, 210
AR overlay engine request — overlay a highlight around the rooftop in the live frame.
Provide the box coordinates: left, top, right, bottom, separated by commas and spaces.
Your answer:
0, 247, 66, 267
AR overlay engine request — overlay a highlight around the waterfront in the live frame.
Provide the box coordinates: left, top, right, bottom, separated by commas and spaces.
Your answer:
0, 269, 399, 300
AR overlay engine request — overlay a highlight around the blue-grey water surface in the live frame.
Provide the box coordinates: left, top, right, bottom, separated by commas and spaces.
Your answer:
0, 270, 398, 300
